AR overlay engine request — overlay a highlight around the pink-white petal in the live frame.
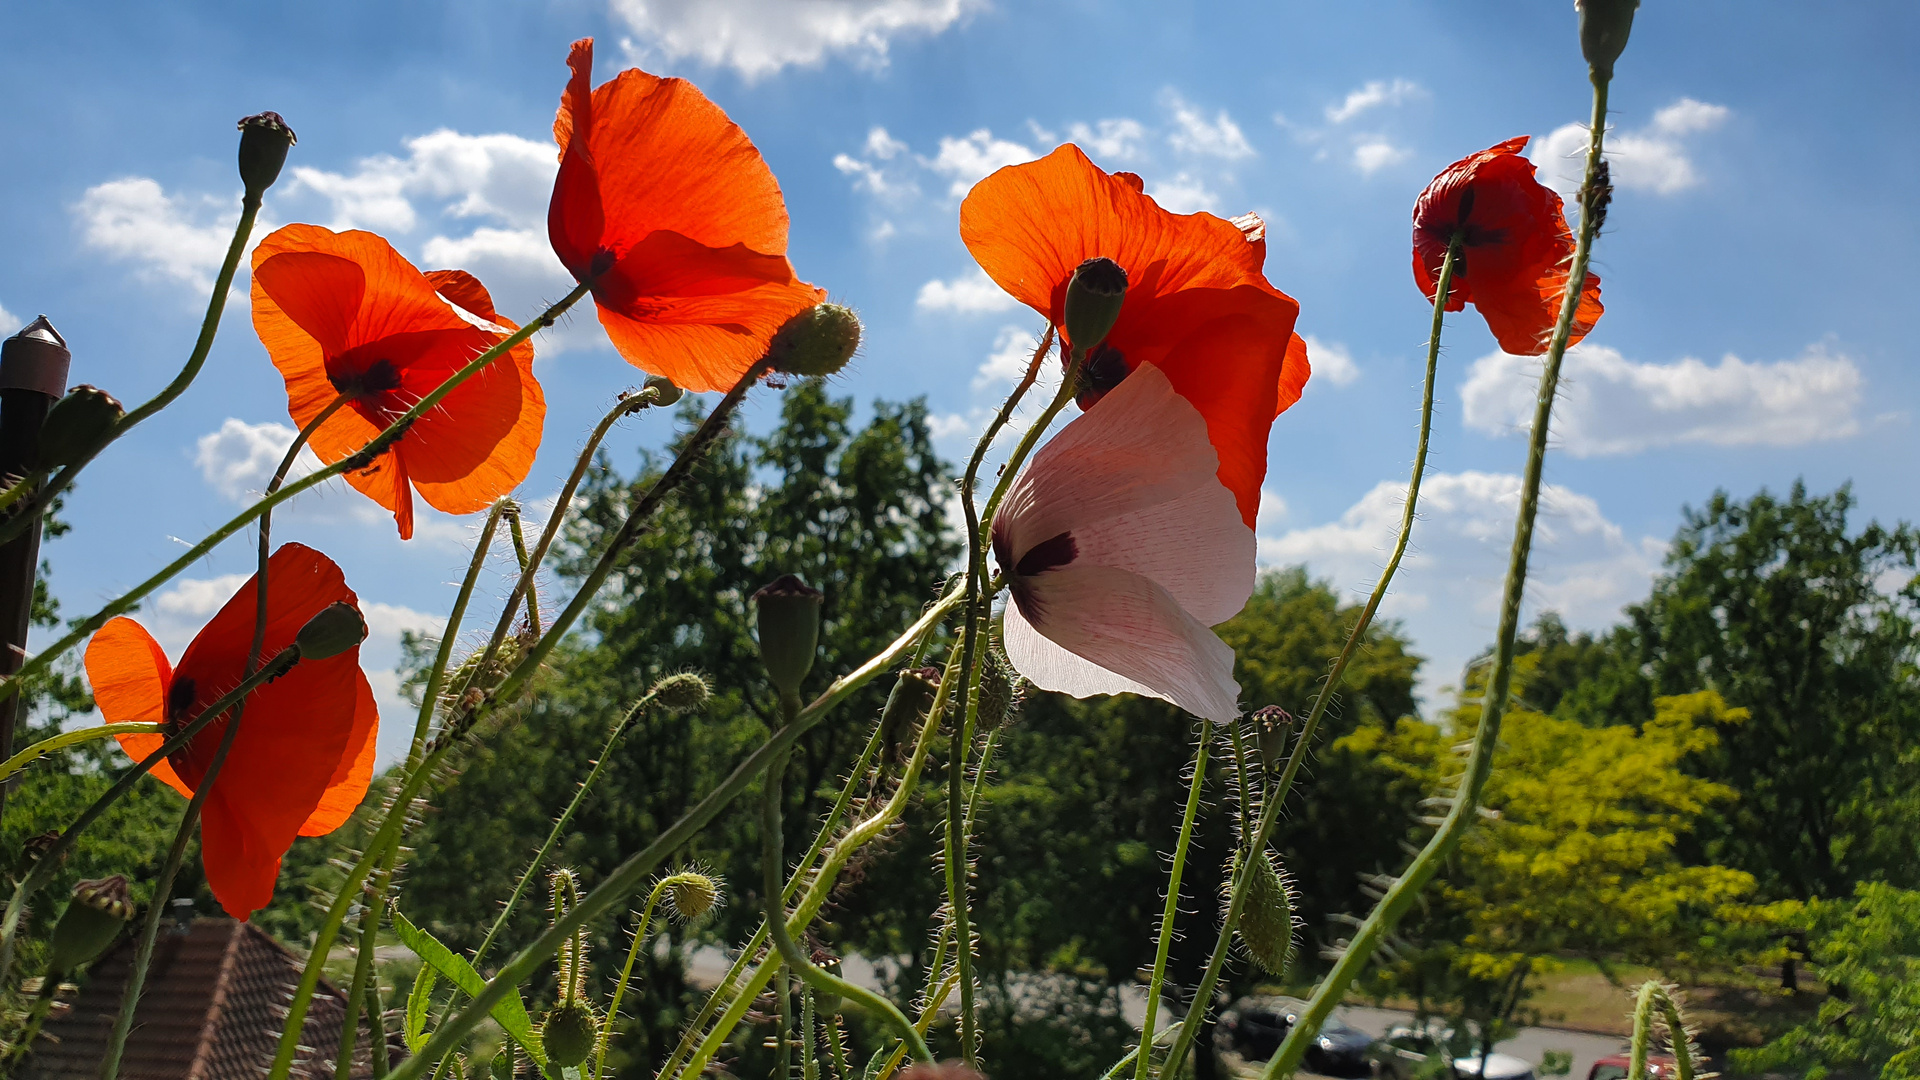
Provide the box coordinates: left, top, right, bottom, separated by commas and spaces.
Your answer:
1003, 562, 1242, 723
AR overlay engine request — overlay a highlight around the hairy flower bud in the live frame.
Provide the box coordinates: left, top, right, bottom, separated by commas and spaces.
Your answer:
237, 112, 297, 196
541, 997, 599, 1068
768, 303, 862, 378
1062, 256, 1128, 354
48, 875, 134, 975
40, 385, 124, 468
975, 648, 1023, 732
663, 871, 722, 924
651, 671, 711, 713
295, 601, 367, 661
1250, 705, 1293, 776
1237, 850, 1297, 974
753, 574, 824, 701
644, 374, 684, 406
879, 666, 941, 762
1575, 0, 1639, 82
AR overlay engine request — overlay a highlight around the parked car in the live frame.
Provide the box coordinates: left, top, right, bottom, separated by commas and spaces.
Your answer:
1220, 997, 1377, 1077
1585, 1053, 1677, 1080
1367, 1024, 1537, 1080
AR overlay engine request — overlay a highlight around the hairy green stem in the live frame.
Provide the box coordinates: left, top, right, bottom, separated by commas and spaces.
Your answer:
339, 891, 387, 1078
1136, 723, 1213, 1080
596, 877, 673, 1080
0, 724, 163, 782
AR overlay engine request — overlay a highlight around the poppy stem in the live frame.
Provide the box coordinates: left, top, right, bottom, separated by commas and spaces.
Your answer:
1156, 232, 1466, 1080
1255, 71, 1616, 1080
597, 875, 674, 1080
0, 722, 164, 783
504, 503, 541, 638
1136, 721, 1213, 1080
0, 193, 265, 553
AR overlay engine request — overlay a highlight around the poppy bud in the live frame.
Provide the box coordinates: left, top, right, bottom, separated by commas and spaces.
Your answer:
1575, 0, 1639, 82
879, 666, 941, 761
1250, 705, 1293, 775
768, 303, 862, 378
295, 601, 367, 661
752, 574, 823, 702
237, 112, 297, 196
644, 374, 683, 406
1237, 851, 1297, 974
975, 648, 1022, 732
651, 671, 711, 714
48, 875, 134, 975
39, 385, 124, 468
1062, 256, 1128, 354
541, 997, 599, 1068
663, 870, 722, 923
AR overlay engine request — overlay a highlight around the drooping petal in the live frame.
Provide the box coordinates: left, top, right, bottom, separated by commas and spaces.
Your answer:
85, 618, 191, 799
1004, 562, 1242, 723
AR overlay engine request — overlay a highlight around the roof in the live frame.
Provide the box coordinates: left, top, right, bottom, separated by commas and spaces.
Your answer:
23, 917, 381, 1080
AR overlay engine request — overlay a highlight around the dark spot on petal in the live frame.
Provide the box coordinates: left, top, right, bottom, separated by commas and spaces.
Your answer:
1015, 531, 1077, 578
589, 247, 618, 279
1455, 184, 1477, 226
329, 358, 403, 397
166, 677, 197, 726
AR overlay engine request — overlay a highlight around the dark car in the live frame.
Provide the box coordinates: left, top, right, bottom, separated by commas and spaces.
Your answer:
1220, 997, 1376, 1077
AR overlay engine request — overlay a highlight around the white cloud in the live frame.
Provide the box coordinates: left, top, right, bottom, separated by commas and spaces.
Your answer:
973, 325, 1042, 388
1352, 139, 1412, 175
75, 178, 262, 294
864, 126, 910, 159
927, 129, 1037, 198
1261, 470, 1663, 703
917, 268, 1019, 314
1326, 78, 1426, 124
1066, 118, 1148, 162
195, 419, 323, 503
1302, 335, 1359, 387
1163, 92, 1255, 160
1258, 489, 1288, 529
1460, 342, 1863, 456
610, 0, 977, 80
291, 129, 556, 234
1533, 97, 1731, 196
1148, 172, 1218, 214
0, 303, 17, 335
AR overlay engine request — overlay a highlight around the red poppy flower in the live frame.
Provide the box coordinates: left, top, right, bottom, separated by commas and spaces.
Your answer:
548, 38, 826, 392
1412, 136, 1603, 356
84, 544, 378, 920
960, 144, 1308, 528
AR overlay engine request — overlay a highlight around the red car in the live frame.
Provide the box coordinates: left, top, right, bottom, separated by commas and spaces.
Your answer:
1585, 1053, 1678, 1080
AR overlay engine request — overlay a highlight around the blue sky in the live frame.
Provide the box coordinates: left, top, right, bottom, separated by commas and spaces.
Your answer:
4, 1, 1914, 762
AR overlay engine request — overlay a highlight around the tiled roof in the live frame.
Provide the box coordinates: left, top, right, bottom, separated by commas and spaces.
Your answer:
23, 917, 381, 1080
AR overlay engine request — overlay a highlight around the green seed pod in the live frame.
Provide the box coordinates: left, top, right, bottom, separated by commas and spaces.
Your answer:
295, 601, 367, 661
975, 648, 1023, 732
40, 385, 124, 468
768, 303, 862, 378
753, 574, 823, 701
663, 871, 722, 924
879, 666, 941, 762
237, 111, 297, 196
650, 671, 711, 714
1062, 256, 1128, 354
1575, 0, 1639, 82
1237, 850, 1297, 975
643, 374, 683, 407
48, 875, 134, 975
542, 997, 599, 1068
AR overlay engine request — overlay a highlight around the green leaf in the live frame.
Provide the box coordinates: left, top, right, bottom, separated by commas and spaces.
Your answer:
404, 967, 436, 1053
392, 909, 546, 1066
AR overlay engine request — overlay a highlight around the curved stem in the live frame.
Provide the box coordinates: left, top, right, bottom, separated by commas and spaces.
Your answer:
596, 877, 673, 1080
1259, 76, 1612, 1080
504, 504, 541, 639
1159, 233, 1464, 1080
1136, 722, 1212, 1080
411, 502, 508, 761
0, 724, 163, 782
339, 890, 387, 1079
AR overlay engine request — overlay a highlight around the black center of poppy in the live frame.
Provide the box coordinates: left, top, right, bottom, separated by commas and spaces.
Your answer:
589, 247, 618, 280
329, 358, 403, 397
1015, 531, 1077, 578
1074, 343, 1130, 408
166, 677, 197, 727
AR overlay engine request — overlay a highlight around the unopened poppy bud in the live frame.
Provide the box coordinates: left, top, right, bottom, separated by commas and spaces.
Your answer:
975, 648, 1022, 732
1250, 705, 1293, 775
541, 997, 599, 1067
768, 303, 862, 378
295, 601, 367, 660
39, 385, 124, 468
753, 574, 823, 701
663, 871, 722, 923
1575, 0, 1639, 82
1062, 256, 1128, 354
879, 666, 941, 761
1237, 851, 1297, 974
644, 374, 683, 406
237, 112, 297, 196
48, 875, 134, 975
652, 671, 711, 713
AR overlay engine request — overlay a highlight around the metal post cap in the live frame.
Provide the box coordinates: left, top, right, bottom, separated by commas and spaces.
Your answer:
1, 316, 72, 397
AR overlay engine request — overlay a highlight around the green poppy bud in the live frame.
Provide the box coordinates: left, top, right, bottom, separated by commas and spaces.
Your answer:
663, 871, 722, 924
48, 875, 134, 975
651, 671, 711, 714
1250, 705, 1293, 776
237, 112, 297, 196
541, 997, 599, 1068
975, 648, 1023, 732
295, 601, 367, 661
768, 303, 862, 378
644, 374, 683, 406
1237, 850, 1297, 975
1062, 256, 1128, 354
879, 666, 941, 762
1575, 0, 1639, 82
40, 385, 124, 468
753, 574, 823, 702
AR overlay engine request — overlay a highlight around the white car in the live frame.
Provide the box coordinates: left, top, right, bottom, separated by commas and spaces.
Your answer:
1369, 1024, 1538, 1080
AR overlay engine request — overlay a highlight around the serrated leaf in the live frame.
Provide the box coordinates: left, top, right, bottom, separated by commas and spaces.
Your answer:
392, 909, 546, 1067
405, 967, 436, 1052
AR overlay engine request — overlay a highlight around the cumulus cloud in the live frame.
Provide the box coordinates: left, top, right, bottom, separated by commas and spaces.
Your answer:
1066, 118, 1148, 162
1148, 173, 1218, 214
1326, 78, 1426, 124
927, 129, 1038, 197
1352, 139, 1412, 175
195, 419, 323, 502
1262, 470, 1663, 702
1460, 342, 1863, 456
75, 178, 265, 294
917, 268, 1019, 314
1302, 335, 1360, 387
291, 129, 556, 233
1533, 97, 1731, 196
972, 325, 1043, 388
0, 303, 18, 335
1163, 92, 1255, 160
610, 0, 976, 80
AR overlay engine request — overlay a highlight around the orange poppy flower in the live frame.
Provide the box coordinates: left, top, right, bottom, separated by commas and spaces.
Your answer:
84, 544, 378, 920
252, 224, 545, 540
960, 144, 1308, 528
1412, 136, 1603, 356
547, 38, 826, 392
